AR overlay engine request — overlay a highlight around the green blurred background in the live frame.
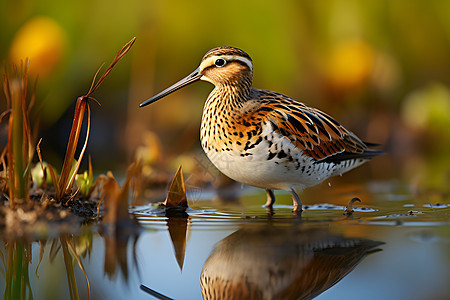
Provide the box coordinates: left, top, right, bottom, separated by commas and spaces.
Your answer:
1, 0, 450, 188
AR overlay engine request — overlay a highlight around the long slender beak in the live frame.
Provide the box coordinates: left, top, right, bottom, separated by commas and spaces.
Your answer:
139, 68, 202, 107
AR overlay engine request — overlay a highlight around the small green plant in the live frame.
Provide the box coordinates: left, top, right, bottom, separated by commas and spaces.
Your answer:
75, 163, 94, 198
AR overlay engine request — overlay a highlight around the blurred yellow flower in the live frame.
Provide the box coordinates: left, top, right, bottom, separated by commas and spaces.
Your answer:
327, 40, 375, 92
9, 16, 67, 78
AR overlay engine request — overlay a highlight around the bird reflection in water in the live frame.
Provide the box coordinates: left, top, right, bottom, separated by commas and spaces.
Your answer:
200, 224, 383, 300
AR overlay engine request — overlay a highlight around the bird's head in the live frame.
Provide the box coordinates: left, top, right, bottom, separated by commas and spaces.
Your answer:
140, 46, 253, 107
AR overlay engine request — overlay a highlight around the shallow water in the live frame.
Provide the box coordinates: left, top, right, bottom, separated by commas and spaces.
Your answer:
1, 180, 449, 300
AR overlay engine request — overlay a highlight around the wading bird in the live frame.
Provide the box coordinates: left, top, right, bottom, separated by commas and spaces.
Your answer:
140, 47, 382, 212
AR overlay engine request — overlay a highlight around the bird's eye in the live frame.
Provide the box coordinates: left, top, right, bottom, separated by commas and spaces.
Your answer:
214, 58, 226, 67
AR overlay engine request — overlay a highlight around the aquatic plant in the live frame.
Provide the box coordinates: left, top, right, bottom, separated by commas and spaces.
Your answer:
2, 60, 35, 207
52, 37, 136, 201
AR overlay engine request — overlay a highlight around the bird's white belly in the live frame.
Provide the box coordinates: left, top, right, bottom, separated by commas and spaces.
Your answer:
203, 137, 352, 192
201, 120, 367, 192
205, 148, 307, 190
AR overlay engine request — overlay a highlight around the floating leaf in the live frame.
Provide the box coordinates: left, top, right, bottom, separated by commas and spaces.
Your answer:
164, 166, 188, 209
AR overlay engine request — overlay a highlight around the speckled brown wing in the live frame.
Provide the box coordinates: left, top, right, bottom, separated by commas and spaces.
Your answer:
253, 89, 382, 162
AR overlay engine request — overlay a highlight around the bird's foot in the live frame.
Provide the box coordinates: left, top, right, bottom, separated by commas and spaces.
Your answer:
290, 188, 303, 214
292, 203, 303, 215
264, 189, 276, 208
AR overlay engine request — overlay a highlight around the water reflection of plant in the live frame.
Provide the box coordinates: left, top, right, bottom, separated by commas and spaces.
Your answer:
2, 242, 33, 300
1, 204, 141, 300
59, 234, 90, 300
100, 163, 142, 281
1, 234, 91, 300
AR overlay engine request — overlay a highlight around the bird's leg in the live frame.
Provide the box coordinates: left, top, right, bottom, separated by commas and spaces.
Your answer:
290, 189, 303, 212
264, 189, 276, 208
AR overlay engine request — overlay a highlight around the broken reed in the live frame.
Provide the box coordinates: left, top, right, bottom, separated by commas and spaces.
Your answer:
55, 37, 136, 201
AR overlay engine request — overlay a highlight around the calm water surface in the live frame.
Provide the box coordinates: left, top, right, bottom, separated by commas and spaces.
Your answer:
1, 180, 449, 300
